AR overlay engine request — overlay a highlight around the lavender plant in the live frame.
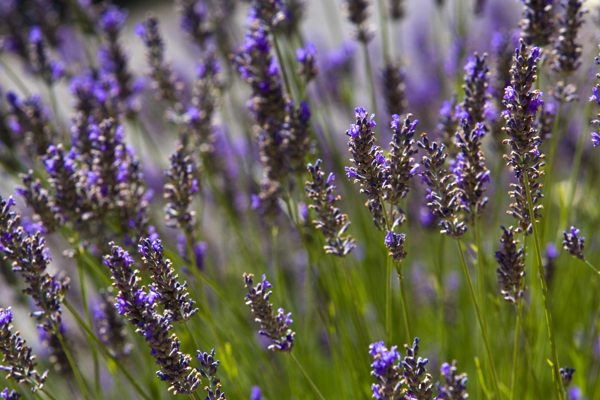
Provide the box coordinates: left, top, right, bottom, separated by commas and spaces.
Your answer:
0, 1, 598, 399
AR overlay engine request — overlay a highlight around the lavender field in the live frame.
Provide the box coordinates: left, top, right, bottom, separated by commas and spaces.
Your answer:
0, 0, 599, 399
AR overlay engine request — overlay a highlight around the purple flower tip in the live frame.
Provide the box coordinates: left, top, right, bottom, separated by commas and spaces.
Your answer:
531, 47, 541, 62
29, 26, 42, 44
384, 231, 393, 247
504, 86, 515, 102
261, 274, 273, 290
591, 132, 600, 147
250, 386, 262, 400
345, 167, 358, 180
134, 23, 146, 38
589, 87, 600, 104
390, 114, 401, 131
0, 308, 13, 326
546, 243, 559, 260
441, 362, 451, 376
528, 92, 544, 114
355, 107, 367, 120
326, 172, 335, 186
569, 226, 580, 237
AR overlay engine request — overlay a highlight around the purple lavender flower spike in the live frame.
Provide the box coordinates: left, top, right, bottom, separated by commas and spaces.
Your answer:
345, 107, 388, 229
296, 42, 318, 83
95, 289, 130, 359
104, 243, 201, 394
552, 0, 586, 75
520, 0, 556, 47
244, 273, 295, 352
28, 26, 63, 84
343, 0, 374, 43
250, 386, 262, 400
496, 225, 526, 303
196, 349, 226, 399
369, 341, 402, 399
436, 360, 469, 399
562, 226, 585, 261
560, 367, 575, 388
0, 388, 20, 400
382, 61, 407, 117
306, 159, 355, 256
401, 338, 434, 400
0, 307, 48, 392
502, 39, 545, 235
385, 231, 406, 263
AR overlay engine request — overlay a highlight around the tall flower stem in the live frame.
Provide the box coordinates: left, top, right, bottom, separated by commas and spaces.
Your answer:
289, 352, 327, 400
376, 0, 391, 63
63, 301, 153, 400
515, 303, 543, 398
77, 262, 100, 397
521, 170, 564, 400
386, 256, 392, 344
541, 102, 563, 242
54, 327, 91, 400
511, 312, 520, 400
0, 58, 31, 95
396, 264, 413, 342
272, 32, 293, 99
474, 216, 487, 328
456, 240, 502, 400
362, 42, 377, 114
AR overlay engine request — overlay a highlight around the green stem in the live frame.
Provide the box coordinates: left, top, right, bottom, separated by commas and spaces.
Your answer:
515, 303, 543, 398
54, 328, 90, 400
584, 259, 600, 275
511, 312, 520, 400
456, 240, 502, 400
386, 256, 392, 344
77, 263, 100, 397
38, 389, 58, 400
541, 102, 563, 242
396, 265, 413, 342
521, 171, 564, 400
376, 0, 391, 63
272, 32, 293, 99
63, 301, 153, 400
289, 353, 327, 400
474, 216, 487, 329
362, 41, 377, 115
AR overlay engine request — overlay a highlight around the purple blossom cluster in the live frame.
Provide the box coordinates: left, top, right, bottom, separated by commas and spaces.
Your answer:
244, 273, 295, 352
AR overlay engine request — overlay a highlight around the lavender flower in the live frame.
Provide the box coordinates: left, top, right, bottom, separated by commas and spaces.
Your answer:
401, 338, 434, 400
249, 0, 285, 27
16, 172, 59, 233
385, 114, 419, 211
282, 99, 312, 175
296, 42, 318, 83
459, 53, 490, 125
37, 326, 71, 374
235, 18, 287, 126
520, 0, 556, 47
94, 289, 130, 359
250, 386, 262, 400
389, 0, 405, 20
6, 93, 56, 156
0, 196, 69, 334
496, 225, 526, 304
176, 0, 213, 48
381, 61, 408, 117
502, 39, 545, 235
251, 179, 282, 226
343, 0, 374, 42
454, 120, 490, 219
384, 231, 406, 263
138, 238, 198, 322
562, 226, 585, 261
552, 0, 586, 74
589, 45, 600, 148
369, 341, 402, 399
560, 367, 575, 388
345, 107, 388, 229
305, 159, 355, 257
0, 388, 20, 400
437, 361, 468, 399
27, 27, 64, 84
197, 349, 227, 399
136, 16, 184, 111
243, 273, 295, 352
0, 308, 48, 392
97, 5, 140, 117
164, 145, 199, 232
418, 133, 466, 238
104, 243, 201, 394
